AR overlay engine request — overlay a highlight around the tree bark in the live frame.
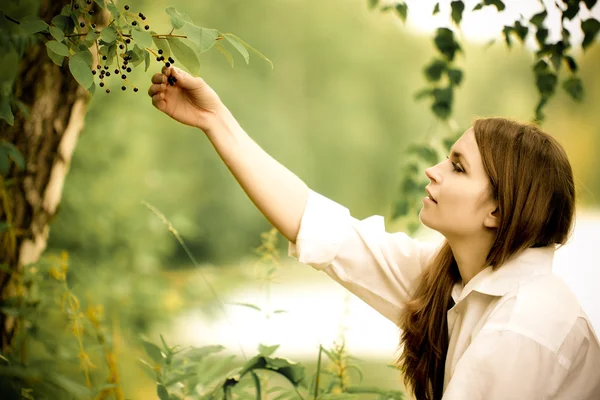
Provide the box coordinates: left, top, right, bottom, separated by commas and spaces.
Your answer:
0, 0, 108, 352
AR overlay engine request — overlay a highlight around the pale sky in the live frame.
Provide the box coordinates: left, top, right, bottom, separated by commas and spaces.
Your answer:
394, 0, 600, 51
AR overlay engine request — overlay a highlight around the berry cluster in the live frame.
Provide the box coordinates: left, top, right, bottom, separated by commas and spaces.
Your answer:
85, 4, 178, 93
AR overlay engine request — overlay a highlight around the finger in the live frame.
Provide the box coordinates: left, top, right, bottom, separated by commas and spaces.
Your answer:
151, 73, 167, 84
151, 93, 165, 111
147, 83, 166, 97
162, 66, 173, 76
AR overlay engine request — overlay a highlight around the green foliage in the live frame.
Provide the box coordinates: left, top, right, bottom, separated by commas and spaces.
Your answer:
0, 0, 271, 125
0, 140, 24, 176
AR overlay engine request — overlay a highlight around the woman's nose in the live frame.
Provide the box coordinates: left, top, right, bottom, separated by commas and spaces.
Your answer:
425, 165, 441, 183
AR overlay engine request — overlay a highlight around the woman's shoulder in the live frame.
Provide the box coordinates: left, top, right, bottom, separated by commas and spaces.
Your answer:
503, 273, 596, 353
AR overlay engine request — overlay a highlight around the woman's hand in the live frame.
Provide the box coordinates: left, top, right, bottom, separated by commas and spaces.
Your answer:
148, 66, 224, 132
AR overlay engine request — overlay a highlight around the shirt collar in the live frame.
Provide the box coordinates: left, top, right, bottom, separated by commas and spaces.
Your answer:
451, 245, 556, 305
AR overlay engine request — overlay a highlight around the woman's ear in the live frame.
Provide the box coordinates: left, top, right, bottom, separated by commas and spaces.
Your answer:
484, 204, 499, 229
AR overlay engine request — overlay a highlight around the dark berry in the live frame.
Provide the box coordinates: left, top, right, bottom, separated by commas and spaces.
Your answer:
156, 57, 161, 62
114, 69, 119, 74
121, 86, 126, 91
102, 55, 107, 60
92, 70, 96, 75
133, 87, 139, 92
124, 5, 129, 10
74, 4, 79, 9
99, 82, 104, 87
119, 44, 124, 49
91, 24, 96, 29
121, 74, 127, 79
125, 39, 131, 44
165, 62, 170, 67
104, 65, 109, 70
106, 88, 110, 93
88, 10, 94, 15
138, 12, 143, 17
145, 25, 149, 30
126, 67, 131, 73
141, 15, 146, 20
80, 22, 85, 28
96, 64, 101, 69
158, 49, 163, 55
106, 72, 111, 76
168, 57, 174, 63
132, 21, 137, 26
86, 0, 92, 4
159, 56, 164, 61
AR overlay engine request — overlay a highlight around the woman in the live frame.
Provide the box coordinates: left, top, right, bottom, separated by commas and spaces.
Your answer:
148, 66, 600, 399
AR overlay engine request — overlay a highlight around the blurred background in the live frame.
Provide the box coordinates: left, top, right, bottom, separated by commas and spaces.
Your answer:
41, 0, 600, 397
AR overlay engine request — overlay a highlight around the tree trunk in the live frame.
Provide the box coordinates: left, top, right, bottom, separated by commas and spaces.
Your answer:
0, 0, 108, 352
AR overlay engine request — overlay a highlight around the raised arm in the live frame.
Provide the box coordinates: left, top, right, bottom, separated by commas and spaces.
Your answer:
148, 66, 308, 243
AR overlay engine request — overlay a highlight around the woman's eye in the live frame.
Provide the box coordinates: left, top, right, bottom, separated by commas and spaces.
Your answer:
446, 156, 464, 173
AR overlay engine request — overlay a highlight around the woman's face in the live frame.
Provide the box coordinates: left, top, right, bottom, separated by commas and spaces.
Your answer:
419, 128, 498, 238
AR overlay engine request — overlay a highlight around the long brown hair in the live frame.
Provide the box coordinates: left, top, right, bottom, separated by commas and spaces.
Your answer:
396, 117, 576, 399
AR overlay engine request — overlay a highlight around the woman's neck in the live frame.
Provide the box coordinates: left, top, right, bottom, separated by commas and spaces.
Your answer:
447, 233, 494, 285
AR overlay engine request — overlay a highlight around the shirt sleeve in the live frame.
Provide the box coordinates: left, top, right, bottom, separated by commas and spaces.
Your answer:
443, 329, 566, 400
288, 189, 440, 324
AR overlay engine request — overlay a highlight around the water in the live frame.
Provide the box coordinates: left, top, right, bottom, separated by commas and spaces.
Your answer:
170, 209, 600, 360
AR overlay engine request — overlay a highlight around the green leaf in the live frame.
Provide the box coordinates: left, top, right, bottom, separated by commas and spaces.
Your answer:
414, 87, 432, 100
563, 77, 584, 101
183, 24, 219, 53
258, 344, 280, 357
581, 18, 600, 50
424, 59, 446, 82
157, 384, 169, 400
407, 144, 439, 165
46, 40, 70, 57
152, 37, 171, 59
69, 52, 94, 89
186, 345, 225, 361
49, 26, 64, 42
564, 55, 578, 72
107, 2, 120, 19
535, 71, 557, 97
132, 29, 153, 49
450, 1, 464, 25
0, 98, 14, 126
46, 47, 64, 66
142, 340, 165, 364
223, 33, 249, 64
51, 15, 71, 32
0, 48, 19, 86
562, 2, 580, 20
368, 0, 379, 10
502, 26, 513, 47
433, 28, 461, 61
165, 7, 193, 30
19, 15, 49, 35
447, 68, 463, 86
144, 50, 150, 71
472, 3, 483, 11
513, 21, 528, 42
94, 0, 105, 9
85, 30, 99, 42
250, 372, 262, 399
100, 26, 118, 44
394, 3, 408, 23
484, 0, 505, 11
221, 34, 273, 69
433, 3, 440, 15
535, 28, 549, 48
431, 86, 453, 119
583, 0, 598, 10
215, 42, 234, 67
530, 11, 547, 28
166, 38, 200, 75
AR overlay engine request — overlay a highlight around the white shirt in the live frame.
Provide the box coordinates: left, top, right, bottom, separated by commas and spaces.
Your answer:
288, 189, 600, 399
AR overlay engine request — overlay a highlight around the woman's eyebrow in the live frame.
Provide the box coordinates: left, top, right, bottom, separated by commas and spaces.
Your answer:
450, 150, 470, 170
